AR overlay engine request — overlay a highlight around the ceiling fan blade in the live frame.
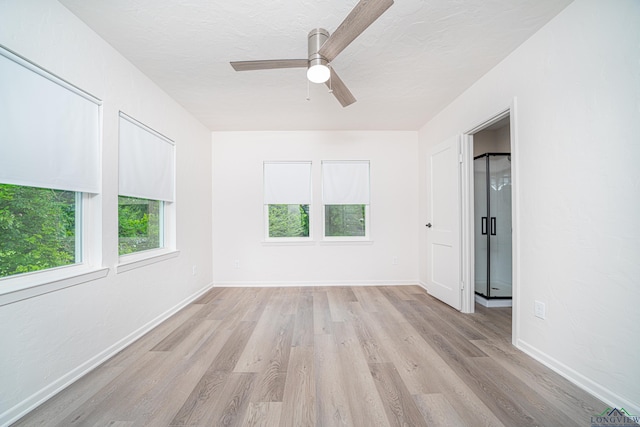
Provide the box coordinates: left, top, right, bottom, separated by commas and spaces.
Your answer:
319, 0, 394, 62
230, 59, 307, 71
325, 68, 356, 107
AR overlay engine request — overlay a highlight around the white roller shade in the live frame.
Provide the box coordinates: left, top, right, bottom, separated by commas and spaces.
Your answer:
264, 161, 312, 205
119, 112, 175, 202
322, 160, 370, 205
0, 47, 101, 193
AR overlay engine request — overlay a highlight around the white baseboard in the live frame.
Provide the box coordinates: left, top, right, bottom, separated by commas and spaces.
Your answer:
212, 279, 419, 287
516, 339, 640, 416
0, 282, 216, 427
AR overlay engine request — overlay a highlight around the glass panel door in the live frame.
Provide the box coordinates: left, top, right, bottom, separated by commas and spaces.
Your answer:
488, 155, 512, 297
474, 157, 488, 296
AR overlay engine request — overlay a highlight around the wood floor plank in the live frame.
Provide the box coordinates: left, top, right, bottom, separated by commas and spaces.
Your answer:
314, 333, 354, 426
346, 301, 388, 364
192, 286, 225, 305
209, 320, 257, 372
170, 370, 229, 425
150, 308, 210, 352
351, 286, 389, 313
211, 372, 257, 426
326, 287, 351, 322
216, 289, 261, 331
367, 315, 449, 394
332, 321, 391, 427
234, 290, 294, 373
243, 314, 294, 402
15, 286, 611, 427
413, 393, 467, 427
312, 290, 333, 335
292, 292, 314, 347
463, 305, 514, 349
369, 362, 429, 427
170, 323, 252, 424
409, 297, 488, 342
242, 402, 283, 427
279, 346, 315, 427
200, 288, 251, 322
241, 287, 271, 321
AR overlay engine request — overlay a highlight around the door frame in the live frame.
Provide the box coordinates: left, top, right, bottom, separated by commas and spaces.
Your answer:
460, 99, 519, 346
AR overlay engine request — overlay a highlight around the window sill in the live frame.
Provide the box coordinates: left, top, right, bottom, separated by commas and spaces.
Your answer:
261, 240, 316, 246
319, 239, 374, 245
0, 265, 110, 307
117, 249, 180, 273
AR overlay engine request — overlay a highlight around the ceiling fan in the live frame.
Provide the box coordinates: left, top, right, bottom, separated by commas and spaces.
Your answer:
230, 0, 394, 107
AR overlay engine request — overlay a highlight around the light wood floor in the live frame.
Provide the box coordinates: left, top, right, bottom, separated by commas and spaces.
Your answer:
15, 286, 606, 426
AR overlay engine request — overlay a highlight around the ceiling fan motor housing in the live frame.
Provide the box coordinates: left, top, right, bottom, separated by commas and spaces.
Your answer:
308, 28, 330, 70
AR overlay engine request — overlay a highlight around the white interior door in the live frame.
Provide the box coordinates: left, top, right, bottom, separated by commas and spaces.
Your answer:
426, 135, 461, 310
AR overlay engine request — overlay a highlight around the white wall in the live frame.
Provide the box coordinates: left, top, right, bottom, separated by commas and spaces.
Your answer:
418, 0, 640, 413
212, 131, 419, 285
0, 1, 213, 424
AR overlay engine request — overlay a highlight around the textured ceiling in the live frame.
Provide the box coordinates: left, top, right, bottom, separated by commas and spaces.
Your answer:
58, 0, 573, 131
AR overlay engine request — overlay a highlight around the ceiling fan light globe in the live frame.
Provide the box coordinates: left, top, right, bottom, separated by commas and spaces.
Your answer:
307, 64, 330, 84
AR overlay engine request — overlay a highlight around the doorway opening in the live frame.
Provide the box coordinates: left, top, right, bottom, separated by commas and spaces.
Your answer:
473, 118, 512, 308
461, 108, 516, 343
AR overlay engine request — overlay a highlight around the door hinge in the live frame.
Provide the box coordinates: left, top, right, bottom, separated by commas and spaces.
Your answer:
459, 153, 463, 163
461, 281, 464, 291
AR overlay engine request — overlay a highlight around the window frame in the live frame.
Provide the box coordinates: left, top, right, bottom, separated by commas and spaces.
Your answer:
0, 46, 105, 305
263, 161, 313, 243
0, 191, 108, 306
116, 112, 177, 271
321, 160, 371, 242
117, 196, 164, 256
117, 198, 177, 272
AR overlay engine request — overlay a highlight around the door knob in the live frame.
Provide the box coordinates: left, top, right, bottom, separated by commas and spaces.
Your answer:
425, 223, 432, 228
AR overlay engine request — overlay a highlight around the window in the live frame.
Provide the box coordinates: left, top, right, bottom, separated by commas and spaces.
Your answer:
322, 160, 370, 239
118, 112, 175, 256
325, 204, 366, 237
0, 46, 100, 280
118, 196, 162, 255
264, 161, 312, 240
0, 185, 80, 277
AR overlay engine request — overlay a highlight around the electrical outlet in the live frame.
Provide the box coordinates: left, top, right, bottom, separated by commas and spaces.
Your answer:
392, 256, 398, 265
234, 259, 240, 269
534, 300, 546, 319
192, 265, 197, 276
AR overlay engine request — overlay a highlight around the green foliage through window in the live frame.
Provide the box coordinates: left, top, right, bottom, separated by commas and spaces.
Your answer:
325, 204, 366, 237
0, 183, 78, 278
268, 204, 309, 238
118, 196, 162, 255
